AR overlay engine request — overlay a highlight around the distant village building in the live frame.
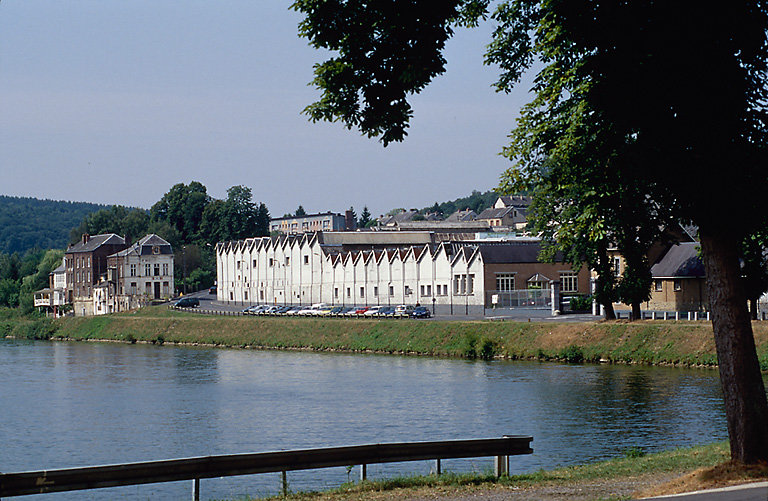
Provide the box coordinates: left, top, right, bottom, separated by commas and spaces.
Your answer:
270, 211, 352, 234
33, 261, 68, 317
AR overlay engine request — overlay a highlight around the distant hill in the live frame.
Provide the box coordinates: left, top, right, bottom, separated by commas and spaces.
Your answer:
421, 189, 501, 217
0, 195, 109, 255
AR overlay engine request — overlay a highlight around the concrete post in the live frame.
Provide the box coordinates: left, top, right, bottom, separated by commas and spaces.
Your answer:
551, 282, 560, 316
360, 464, 367, 481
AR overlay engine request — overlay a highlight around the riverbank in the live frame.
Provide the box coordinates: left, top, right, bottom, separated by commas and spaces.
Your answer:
249, 442, 768, 500
8, 306, 768, 368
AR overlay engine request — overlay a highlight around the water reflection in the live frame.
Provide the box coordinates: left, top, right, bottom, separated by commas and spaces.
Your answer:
0, 339, 730, 500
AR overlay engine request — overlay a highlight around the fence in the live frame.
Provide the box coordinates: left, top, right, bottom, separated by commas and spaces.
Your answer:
485, 289, 552, 309
0, 436, 533, 500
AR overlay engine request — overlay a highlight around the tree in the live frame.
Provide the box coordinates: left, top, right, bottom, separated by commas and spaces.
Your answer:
293, 0, 768, 463
358, 206, 372, 227
294, 205, 307, 217
150, 182, 210, 242
255, 203, 271, 237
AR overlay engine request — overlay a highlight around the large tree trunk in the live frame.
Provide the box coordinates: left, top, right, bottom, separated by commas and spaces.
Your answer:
602, 301, 616, 320
631, 302, 641, 321
700, 231, 768, 463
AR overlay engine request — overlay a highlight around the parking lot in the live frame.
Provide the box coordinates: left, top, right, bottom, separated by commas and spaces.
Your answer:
174, 289, 600, 322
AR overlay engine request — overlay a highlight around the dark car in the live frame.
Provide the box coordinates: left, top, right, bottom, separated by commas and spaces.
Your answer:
208, 286, 217, 294
411, 306, 431, 318
174, 297, 199, 308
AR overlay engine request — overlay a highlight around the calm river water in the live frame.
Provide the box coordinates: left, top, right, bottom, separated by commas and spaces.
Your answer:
0, 338, 729, 500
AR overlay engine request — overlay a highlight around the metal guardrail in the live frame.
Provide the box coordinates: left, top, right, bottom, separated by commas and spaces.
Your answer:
0, 436, 533, 499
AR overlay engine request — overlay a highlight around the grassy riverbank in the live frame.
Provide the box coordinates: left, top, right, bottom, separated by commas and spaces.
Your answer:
8, 305, 768, 368
244, 442, 768, 500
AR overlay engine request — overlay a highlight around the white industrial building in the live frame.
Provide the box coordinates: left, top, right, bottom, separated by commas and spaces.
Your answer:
216, 232, 590, 315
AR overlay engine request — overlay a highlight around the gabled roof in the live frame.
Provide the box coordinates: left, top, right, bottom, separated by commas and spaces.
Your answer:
477, 207, 515, 220
67, 234, 125, 253
651, 242, 704, 278
111, 234, 172, 258
496, 195, 532, 208
476, 242, 545, 263
445, 209, 477, 222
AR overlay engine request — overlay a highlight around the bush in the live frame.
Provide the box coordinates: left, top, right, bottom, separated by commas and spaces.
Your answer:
480, 339, 496, 360
568, 295, 593, 312
560, 345, 584, 363
463, 333, 478, 359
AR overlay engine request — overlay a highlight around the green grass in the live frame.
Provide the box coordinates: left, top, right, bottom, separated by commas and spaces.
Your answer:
241, 442, 729, 500
9, 305, 768, 368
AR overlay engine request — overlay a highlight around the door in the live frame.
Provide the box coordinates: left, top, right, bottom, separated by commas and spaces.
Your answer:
154, 282, 161, 299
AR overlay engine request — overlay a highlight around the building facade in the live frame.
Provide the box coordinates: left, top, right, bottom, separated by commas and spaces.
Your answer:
105, 234, 175, 313
65, 233, 127, 316
270, 211, 351, 235
216, 232, 590, 315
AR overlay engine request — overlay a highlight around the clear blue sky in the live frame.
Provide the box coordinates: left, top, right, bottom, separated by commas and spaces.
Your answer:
1, 1, 532, 218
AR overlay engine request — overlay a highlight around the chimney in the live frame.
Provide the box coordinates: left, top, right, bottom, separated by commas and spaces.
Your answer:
345, 210, 356, 231
82, 233, 90, 245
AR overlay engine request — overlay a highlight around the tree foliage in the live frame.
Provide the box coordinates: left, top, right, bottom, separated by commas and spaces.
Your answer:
294, 0, 768, 462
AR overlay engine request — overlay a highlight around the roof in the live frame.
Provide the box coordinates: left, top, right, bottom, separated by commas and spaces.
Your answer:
477, 207, 515, 220
497, 195, 532, 208
67, 234, 125, 253
52, 262, 66, 274
651, 242, 704, 278
271, 211, 344, 222
445, 210, 477, 222
476, 241, 547, 263
111, 234, 173, 257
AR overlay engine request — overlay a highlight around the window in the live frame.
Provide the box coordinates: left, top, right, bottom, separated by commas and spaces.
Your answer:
145, 282, 152, 295
334, 287, 339, 298
154, 264, 160, 277
230, 292, 234, 300
389, 286, 394, 296
304, 255, 309, 265
130, 282, 137, 295
405, 285, 412, 295
346, 287, 351, 298
130, 264, 137, 277
373, 286, 378, 296
163, 282, 169, 296
260, 290, 264, 300
244, 291, 248, 301
162, 263, 169, 276
674, 279, 682, 291
360, 287, 365, 298
496, 273, 516, 292
655, 280, 663, 292
426, 285, 432, 296
236, 261, 241, 270
285, 257, 290, 266
613, 257, 621, 277
559, 272, 578, 293
145, 264, 151, 276
420, 285, 425, 296
269, 258, 274, 267
253, 259, 258, 267
452, 274, 474, 295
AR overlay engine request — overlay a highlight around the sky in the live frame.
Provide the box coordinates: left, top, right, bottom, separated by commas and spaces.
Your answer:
1, 1, 533, 218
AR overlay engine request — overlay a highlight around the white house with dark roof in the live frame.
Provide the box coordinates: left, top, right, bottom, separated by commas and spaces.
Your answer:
105, 234, 175, 313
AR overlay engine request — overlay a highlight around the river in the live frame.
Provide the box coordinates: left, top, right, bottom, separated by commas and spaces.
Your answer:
0, 338, 728, 499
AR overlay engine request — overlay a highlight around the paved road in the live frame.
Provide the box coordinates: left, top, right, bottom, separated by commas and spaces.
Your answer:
177, 289, 601, 323
644, 481, 768, 500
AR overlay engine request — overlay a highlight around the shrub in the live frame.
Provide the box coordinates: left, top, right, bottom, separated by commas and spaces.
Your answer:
568, 295, 593, 312
463, 333, 478, 359
480, 338, 496, 360
560, 345, 584, 363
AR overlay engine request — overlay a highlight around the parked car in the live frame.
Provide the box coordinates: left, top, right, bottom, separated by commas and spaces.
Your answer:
363, 306, 382, 316
328, 306, 345, 316
174, 297, 199, 308
395, 304, 414, 317
354, 306, 370, 315
377, 306, 396, 317
208, 286, 217, 295
341, 307, 358, 316
411, 306, 431, 318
